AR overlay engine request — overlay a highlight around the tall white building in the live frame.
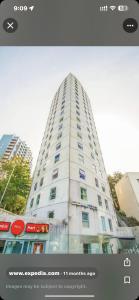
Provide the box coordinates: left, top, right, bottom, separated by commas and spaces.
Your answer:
116, 172, 139, 222
26, 73, 131, 254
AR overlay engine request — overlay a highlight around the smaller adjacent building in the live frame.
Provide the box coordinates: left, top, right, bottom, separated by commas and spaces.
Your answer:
115, 172, 139, 222
0, 134, 32, 168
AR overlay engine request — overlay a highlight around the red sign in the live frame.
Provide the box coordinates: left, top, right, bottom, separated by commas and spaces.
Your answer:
0, 221, 11, 232
11, 220, 25, 236
26, 223, 49, 233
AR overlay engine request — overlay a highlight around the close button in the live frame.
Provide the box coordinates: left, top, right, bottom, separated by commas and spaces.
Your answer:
3, 18, 18, 33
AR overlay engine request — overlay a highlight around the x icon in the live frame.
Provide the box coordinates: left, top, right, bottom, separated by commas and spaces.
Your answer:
3, 18, 18, 33
7, 22, 14, 29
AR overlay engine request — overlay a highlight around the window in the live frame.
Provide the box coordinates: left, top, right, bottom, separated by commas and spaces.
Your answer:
56, 142, 61, 151
34, 183, 37, 191
98, 195, 102, 206
95, 150, 98, 156
83, 244, 91, 254
77, 124, 81, 130
89, 143, 93, 149
78, 153, 84, 163
105, 199, 109, 210
88, 135, 91, 140
80, 187, 87, 200
76, 110, 80, 116
76, 117, 80, 122
40, 177, 44, 186
49, 135, 52, 140
91, 153, 94, 160
50, 187, 56, 200
79, 169, 86, 180
101, 216, 106, 232
48, 211, 54, 219
57, 132, 62, 140
36, 194, 40, 205
102, 185, 105, 192
37, 170, 40, 177
76, 105, 80, 110
78, 142, 83, 150
87, 127, 90, 133
43, 164, 46, 171
108, 219, 113, 231
61, 105, 64, 110
47, 143, 50, 149
54, 153, 60, 163
52, 169, 58, 179
45, 153, 48, 160
95, 178, 99, 187
30, 198, 34, 208
59, 124, 63, 130
77, 132, 82, 139
61, 110, 64, 115
59, 117, 63, 123
82, 212, 89, 228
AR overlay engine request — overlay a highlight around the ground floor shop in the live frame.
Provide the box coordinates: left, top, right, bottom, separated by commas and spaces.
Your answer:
0, 235, 137, 254
0, 215, 138, 254
0, 239, 47, 254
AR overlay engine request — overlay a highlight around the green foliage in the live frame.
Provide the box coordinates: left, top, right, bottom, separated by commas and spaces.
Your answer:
126, 216, 139, 227
0, 157, 32, 215
108, 172, 123, 210
119, 209, 126, 217
118, 210, 139, 227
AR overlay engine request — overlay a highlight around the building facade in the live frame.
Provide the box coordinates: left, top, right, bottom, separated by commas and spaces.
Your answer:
25, 73, 134, 254
115, 172, 139, 222
0, 134, 32, 167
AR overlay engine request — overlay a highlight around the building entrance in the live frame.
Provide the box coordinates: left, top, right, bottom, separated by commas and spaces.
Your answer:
33, 242, 44, 254
0, 240, 5, 253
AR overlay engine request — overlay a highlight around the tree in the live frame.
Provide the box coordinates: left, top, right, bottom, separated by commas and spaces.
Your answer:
0, 157, 32, 214
108, 172, 123, 210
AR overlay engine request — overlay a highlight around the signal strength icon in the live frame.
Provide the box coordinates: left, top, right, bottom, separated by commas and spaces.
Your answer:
100, 5, 108, 12
110, 6, 116, 11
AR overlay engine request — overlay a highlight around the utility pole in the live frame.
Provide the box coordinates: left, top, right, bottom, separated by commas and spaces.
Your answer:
0, 164, 16, 205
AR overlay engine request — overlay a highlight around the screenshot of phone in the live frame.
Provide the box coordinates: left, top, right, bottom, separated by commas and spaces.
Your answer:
0, 0, 139, 299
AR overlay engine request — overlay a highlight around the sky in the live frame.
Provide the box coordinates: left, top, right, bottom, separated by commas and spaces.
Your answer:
0, 46, 139, 175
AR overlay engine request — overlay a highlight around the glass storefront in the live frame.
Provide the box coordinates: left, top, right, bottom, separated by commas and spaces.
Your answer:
0, 240, 5, 253
3, 240, 46, 254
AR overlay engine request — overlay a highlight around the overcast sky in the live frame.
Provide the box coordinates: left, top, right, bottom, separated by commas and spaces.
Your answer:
0, 46, 139, 175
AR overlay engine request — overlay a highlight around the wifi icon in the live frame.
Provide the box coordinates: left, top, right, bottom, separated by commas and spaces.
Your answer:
110, 5, 116, 11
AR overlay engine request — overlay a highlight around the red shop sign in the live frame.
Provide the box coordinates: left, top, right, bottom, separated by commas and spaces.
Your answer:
26, 223, 49, 233
11, 220, 25, 236
0, 221, 11, 232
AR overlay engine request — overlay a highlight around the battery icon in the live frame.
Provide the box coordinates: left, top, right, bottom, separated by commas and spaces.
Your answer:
118, 5, 129, 11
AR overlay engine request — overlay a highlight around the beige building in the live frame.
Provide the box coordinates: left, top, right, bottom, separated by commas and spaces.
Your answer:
115, 172, 139, 222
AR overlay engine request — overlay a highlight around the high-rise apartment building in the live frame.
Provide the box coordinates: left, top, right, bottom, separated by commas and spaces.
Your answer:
26, 73, 132, 254
0, 134, 32, 167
